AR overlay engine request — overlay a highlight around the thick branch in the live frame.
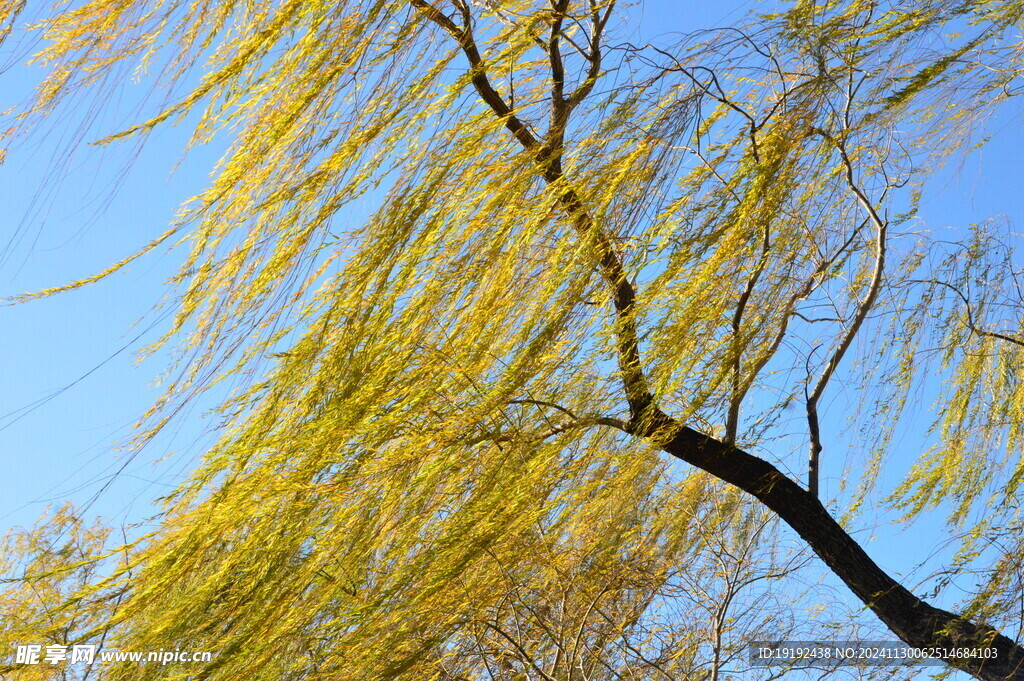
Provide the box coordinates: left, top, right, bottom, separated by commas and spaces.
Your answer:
618, 411, 1024, 681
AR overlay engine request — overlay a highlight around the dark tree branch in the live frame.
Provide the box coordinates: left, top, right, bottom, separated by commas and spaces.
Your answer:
411, 3, 1024, 679
615, 412, 1024, 681
726, 219, 770, 446
411, 0, 653, 424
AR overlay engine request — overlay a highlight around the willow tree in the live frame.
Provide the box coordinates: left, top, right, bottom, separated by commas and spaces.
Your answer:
2, 0, 1024, 679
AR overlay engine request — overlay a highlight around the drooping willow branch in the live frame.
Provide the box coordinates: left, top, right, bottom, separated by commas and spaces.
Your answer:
913, 278, 1024, 349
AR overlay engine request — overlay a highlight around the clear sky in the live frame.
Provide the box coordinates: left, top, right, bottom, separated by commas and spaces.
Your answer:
1, 1, 1021, 679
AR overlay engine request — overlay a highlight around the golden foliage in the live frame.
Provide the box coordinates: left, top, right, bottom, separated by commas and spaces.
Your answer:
2, 0, 1024, 678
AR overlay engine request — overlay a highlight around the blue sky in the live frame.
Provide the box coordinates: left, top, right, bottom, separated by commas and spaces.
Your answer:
1, 1, 1021, 678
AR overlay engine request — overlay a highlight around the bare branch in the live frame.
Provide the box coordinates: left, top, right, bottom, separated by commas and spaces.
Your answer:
914, 278, 1024, 348
804, 130, 888, 498
465, 414, 626, 447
